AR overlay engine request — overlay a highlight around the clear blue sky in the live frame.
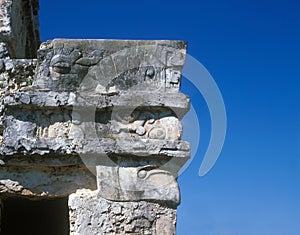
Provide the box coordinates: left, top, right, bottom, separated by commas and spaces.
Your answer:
39, 0, 300, 234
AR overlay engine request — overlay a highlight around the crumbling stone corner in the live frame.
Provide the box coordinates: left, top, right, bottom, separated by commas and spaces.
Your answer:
0, 1, 190, 235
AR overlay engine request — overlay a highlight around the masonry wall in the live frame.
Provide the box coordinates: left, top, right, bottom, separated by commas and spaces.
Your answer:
69, 189, 177, 235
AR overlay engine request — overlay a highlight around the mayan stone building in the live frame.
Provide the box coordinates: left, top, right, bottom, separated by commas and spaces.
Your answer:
0, 1, 190, 234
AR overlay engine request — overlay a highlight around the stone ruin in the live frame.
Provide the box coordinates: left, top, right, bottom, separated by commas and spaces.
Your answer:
0, 1, 190, 234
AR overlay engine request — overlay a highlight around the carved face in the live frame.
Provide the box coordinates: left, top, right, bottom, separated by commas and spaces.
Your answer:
97, 164, 180, 206
33, 39, 185, 93
111, 109, 182, 141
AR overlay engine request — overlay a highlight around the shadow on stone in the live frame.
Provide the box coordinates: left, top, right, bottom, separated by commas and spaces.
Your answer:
0, 196, 69, 235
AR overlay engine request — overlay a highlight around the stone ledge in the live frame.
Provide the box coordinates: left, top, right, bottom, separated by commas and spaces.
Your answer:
3, 91, 190, 114
1, 139, 189, 164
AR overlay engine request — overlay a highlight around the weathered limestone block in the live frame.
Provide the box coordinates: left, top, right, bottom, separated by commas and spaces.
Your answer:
0, 167, 97, 197
69, 189, 176, 235
0, 0, 40, 58
110, 108, 183, 141
0, 58, 36, 143
33, 39, 186, 93
96, 160, 180, 206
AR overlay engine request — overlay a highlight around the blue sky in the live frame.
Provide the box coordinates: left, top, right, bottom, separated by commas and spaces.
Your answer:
40, 0, 300, 234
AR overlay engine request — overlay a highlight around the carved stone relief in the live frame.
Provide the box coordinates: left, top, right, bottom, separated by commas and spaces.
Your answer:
97, 163, 180, 206
0, 39, 189, 234
111, 108, 182, 141
33, 39, 186, 94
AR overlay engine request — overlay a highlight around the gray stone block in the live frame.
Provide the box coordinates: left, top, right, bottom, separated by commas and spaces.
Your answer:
33, 39, 186, 93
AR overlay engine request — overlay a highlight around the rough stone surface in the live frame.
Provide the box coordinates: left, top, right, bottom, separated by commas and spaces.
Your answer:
0, 198, 2, 233
33, 39, 186, 93
0, 42, 9, 59
0, 167, 97, 197
96, 163, 181, 206
69, 189, 176, 235
0, 0, 40, 58
0, 58, 36, 143
0, 6, 190, 233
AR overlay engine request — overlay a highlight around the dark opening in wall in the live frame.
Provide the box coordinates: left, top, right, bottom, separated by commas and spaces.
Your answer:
0, 196, 69, 235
